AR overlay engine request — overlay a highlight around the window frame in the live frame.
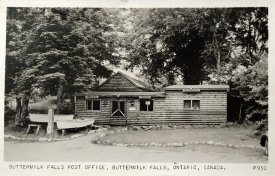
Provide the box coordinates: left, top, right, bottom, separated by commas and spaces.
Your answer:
139, 99, 154, 112
86, 99, 101, 111
183, 99, 200, 110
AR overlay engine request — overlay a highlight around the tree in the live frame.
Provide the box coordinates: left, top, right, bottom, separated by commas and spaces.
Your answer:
230, 53, 268, 122
123, 8, 268, 122
6, 8, 122, 125
205, 8, 268, 122
124, 8, 267, 86
124, 8, 226, 85
6, 8, 37, 126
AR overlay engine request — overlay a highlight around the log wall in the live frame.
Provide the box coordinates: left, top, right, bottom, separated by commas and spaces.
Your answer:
164, 90, 227, 124
75, 90, 227, 126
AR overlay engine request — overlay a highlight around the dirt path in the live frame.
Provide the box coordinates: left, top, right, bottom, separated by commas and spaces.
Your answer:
4, 132, 267, 163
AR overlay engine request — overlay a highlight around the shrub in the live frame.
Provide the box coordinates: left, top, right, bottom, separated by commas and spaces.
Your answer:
29, 109, 48, 114
256, 119, 268, 132
57, 101, 74, 114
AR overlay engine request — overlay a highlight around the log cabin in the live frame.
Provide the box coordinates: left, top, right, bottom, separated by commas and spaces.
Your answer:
74, 72, 229, 126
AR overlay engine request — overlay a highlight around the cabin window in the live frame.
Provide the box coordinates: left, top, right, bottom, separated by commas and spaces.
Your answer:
140, 99, 153, 111
192, 100, 200, 109
183, 100, 200, 110
184, 100, 191, 109
86, 100, 101, 111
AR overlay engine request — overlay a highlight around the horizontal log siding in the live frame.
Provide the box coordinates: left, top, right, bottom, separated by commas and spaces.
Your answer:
75, 90, 228, 125
165, 90, 227, 124
165, 90, 227, 111
92, 98, 167, 125
127, 99, 166, 125
75, 96, 106, 119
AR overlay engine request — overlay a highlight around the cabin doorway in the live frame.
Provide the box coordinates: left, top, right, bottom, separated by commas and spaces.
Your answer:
110, 101, 127, 125
111, 101, 126, 117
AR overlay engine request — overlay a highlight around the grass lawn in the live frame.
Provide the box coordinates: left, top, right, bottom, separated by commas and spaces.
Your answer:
101, 126, 260, 147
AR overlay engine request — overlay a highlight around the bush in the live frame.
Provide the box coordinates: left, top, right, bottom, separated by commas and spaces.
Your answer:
29, 99, 74, 115
57, 101, 74, 114
256, 119, 268, 132
29, 109, 48, 114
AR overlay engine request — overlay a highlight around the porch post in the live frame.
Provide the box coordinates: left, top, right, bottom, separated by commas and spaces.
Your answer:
47, 108, 55, 136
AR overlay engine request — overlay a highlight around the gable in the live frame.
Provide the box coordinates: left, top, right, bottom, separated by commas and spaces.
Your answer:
96, 72, 151, 92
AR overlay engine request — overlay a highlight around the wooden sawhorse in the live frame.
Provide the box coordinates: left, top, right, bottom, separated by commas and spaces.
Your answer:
27, 124, 41, 135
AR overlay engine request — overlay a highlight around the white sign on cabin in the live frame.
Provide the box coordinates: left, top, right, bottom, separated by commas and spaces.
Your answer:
139, 96, 151, 99
182, 88, 200, 93
129, 107, 137, 111
86, 95, 99, 99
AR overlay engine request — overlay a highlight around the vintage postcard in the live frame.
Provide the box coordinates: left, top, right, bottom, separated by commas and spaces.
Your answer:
0, 0, 274, 175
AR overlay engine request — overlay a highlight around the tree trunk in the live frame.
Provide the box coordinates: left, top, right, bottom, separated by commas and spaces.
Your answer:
238, 104, 246, 124
56, 80, 65, 114
69, 95, 75, 114
167, 72, 175, 85
217, 50, 221, 73
15, 97, 22, 125
238, 104, 242, 123
21, 96, 29, 119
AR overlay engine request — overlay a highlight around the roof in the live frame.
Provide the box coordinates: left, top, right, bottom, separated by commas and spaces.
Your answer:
165, 85, 229, 91
97, 71, 154, 92
76, 91, 166, 98
120, 72, 152, 90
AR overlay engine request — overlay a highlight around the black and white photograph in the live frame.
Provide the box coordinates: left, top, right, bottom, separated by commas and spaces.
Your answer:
1, 0, 273, 175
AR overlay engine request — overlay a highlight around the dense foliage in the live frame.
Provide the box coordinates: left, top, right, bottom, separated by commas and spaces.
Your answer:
6, 8, 123, 124
123, 8, 268, 122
